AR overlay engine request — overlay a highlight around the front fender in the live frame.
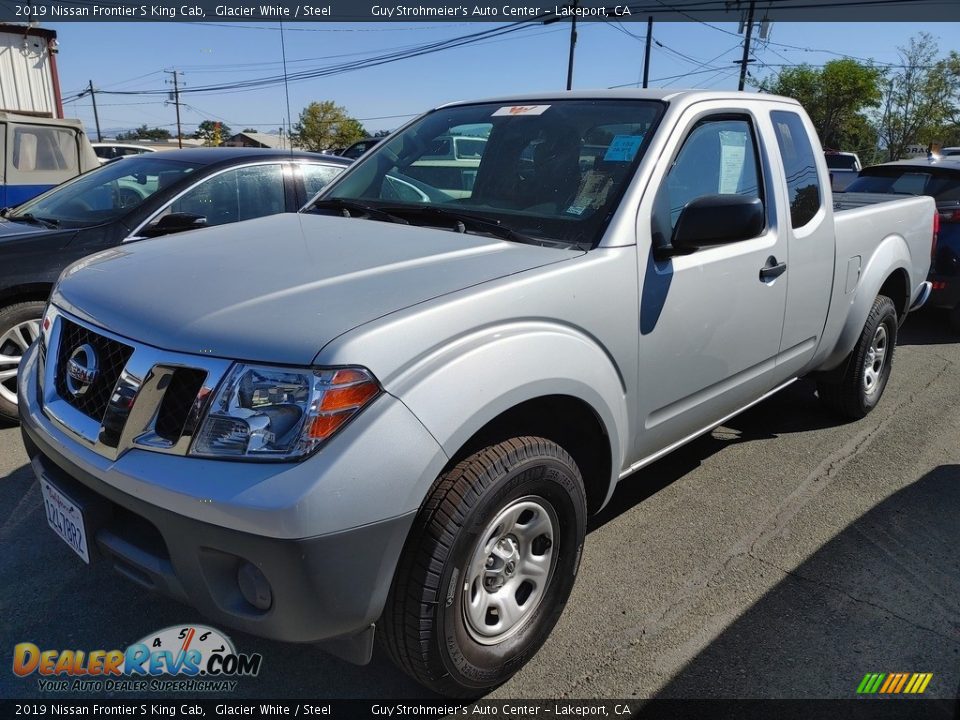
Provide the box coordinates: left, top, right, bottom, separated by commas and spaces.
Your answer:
818, 233, 913, 372
385, 321, 629, 507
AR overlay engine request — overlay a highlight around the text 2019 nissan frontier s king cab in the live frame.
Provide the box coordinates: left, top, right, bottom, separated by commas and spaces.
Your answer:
18, 90, 936, 696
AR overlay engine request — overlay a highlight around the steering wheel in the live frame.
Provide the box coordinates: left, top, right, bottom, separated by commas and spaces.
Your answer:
115, 186, 145, 209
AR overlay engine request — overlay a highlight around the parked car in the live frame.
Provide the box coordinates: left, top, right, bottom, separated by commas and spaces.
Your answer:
0, 147, 350, 421
339, 137, 382, 160
824, 150, 862, 192
843, 157, 960, 330
19, 91, 934, 696
90, 142, 159, 164
941, 147, 960, 157
0, 112, 100, 208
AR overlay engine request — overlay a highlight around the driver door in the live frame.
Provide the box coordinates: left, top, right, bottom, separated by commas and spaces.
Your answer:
633, 108, 789, 461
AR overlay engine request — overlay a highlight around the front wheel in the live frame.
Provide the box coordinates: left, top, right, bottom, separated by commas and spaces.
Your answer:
380, 437, 587, 697
817, 294, 898, 419
0, 301, 46, 423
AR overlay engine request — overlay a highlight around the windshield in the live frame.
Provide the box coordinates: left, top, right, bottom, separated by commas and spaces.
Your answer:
825, 154, 858, 170
9, 155, 202, 229
309, 99, 664, 248
846, 166, 960, 202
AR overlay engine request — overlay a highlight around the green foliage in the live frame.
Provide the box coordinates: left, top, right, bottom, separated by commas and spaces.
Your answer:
290, 101, 367, 151
194, 120, 232, 145
760, 58, 884, 151
876, 33, 960, 160
115, 124, 171, 141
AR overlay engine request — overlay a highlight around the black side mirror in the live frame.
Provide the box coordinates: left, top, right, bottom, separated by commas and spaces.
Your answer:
143, 212, 207, 237
670, 194, 765, 253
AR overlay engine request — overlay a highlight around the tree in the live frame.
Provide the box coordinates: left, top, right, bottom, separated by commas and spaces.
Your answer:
242, 128, 258, 133
194, 120, 232, 146
290, 101, 366, 151
875, 33, 960, 160
116, 125, 171, 141
373, 129, 392, 138
760, 58, 884, 151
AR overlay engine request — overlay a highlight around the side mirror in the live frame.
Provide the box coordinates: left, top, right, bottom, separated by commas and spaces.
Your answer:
670, 195, 765, 253
143, 212, 207, 237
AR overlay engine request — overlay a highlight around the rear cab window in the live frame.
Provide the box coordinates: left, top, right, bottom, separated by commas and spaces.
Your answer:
771, 110, 823, 228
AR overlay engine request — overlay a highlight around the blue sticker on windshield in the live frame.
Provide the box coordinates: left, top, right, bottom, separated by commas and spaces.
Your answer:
604, 134, 644, 162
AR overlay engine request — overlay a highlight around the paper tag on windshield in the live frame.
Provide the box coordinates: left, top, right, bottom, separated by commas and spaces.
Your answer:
492, 105, 551, 117
604, 134, 644, 162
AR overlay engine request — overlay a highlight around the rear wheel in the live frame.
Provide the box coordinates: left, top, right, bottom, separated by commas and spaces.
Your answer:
0, 301, 46, 423
380, 437, 587, 697
817, 294, 897, 419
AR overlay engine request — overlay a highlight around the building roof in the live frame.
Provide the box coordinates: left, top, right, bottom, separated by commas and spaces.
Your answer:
229, 132, 288, 149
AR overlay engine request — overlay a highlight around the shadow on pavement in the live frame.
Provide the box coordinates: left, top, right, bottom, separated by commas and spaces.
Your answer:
649, 464, 960, 702
899, 307, 959, 346
0, 459, 434, 700
591, 378, 842, 531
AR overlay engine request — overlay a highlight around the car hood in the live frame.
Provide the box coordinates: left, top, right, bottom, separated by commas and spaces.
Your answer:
53, 213, 581, 364
0, 217, 64, 242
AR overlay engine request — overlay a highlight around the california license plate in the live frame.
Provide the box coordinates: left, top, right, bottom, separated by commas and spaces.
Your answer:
40, 477, 90, 564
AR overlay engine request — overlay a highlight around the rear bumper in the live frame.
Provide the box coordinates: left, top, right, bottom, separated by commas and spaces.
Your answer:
927, 275, 960, 310
910, 280, 933, 311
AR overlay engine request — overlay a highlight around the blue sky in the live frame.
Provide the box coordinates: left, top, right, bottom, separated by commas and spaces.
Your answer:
48, 21, 957, 138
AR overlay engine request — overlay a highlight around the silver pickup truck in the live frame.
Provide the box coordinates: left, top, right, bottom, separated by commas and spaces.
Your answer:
18, 90, 936, 696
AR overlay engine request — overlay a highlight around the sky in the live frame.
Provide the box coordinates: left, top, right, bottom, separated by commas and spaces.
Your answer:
45, 20, 959, 139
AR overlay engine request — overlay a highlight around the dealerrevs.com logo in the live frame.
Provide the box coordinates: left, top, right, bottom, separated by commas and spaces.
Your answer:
13, 625, 263, 692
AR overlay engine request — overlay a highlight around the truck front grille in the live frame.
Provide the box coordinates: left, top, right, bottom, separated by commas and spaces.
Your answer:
43, 310, 230, 460
54, 319, 134, 423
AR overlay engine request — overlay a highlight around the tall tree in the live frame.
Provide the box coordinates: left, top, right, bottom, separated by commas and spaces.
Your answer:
194, 120, 232, 145
291, 101, 366, 151
760, 58, 884, 151
875, 33, 960, 160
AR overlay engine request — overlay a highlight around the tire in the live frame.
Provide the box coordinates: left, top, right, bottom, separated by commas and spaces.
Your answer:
0, 301, 46, 423
817, 294, 898, 420
380, 436, 588, 697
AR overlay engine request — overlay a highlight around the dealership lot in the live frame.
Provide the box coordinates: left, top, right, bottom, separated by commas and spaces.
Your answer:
2, 309, 958, 701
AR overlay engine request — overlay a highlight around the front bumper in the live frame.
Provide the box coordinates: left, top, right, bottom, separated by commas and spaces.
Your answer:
17, 338, 444, 648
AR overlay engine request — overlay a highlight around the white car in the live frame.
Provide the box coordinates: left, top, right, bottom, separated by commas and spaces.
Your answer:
91, 142, 159, 164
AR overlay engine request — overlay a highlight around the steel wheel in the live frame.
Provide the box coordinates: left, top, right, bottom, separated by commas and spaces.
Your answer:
862, 324, 887, 396
0, 318, 40, 407
462, 496, 558, 645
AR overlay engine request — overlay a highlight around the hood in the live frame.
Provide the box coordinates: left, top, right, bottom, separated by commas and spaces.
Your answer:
0, 217, 64, 242
53, 213, 581, 365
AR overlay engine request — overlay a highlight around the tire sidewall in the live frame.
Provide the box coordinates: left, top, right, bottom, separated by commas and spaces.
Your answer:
435, 452, 586, 690
0, 300, 47, 421
856, 298, 897, 413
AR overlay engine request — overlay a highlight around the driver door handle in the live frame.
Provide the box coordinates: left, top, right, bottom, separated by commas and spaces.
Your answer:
759, 256, 787, 281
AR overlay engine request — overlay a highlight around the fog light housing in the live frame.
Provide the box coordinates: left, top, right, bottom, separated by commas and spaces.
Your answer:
237, 562, 272, 611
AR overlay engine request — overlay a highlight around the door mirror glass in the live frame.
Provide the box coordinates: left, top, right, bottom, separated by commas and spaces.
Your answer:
142, 212, 207, 237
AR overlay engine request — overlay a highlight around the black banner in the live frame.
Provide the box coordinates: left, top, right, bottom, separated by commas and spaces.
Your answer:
1, 699, 957, 719
1, 0, 960, 23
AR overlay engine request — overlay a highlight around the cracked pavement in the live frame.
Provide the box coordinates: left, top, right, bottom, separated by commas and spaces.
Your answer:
1, 309, 958, 701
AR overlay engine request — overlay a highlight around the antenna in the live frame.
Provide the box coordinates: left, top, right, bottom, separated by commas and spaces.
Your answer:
279, 22, 294, 156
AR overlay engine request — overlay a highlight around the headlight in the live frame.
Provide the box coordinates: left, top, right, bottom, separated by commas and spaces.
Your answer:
191, 364, 380, 461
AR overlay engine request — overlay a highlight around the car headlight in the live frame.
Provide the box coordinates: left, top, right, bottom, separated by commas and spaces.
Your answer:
191, 364, 380, 461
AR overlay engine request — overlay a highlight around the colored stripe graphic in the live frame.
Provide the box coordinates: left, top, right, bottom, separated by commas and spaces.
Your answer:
857, 673, 932, 694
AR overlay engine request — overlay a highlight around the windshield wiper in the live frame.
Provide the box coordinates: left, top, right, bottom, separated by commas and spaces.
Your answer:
378, 206, 553, 246
6, 212, 59, 229
309, 198, 409, 225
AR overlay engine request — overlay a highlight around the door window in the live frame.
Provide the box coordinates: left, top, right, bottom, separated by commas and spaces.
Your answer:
300, 163, 345, 199
161, 164, 285, 228
12, 125, 78, 172
653, 117, 763, 245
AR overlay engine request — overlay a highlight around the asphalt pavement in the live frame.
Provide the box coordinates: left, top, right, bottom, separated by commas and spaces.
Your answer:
1, 308, 958, 702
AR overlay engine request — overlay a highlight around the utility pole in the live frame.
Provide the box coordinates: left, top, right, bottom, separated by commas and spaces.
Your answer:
87, 80, 102, 142
165, 69, 184, 148
543, 3, 580, 91
642, 16, 653, 88
565, 0, 579, 91
737, 0, 756, 91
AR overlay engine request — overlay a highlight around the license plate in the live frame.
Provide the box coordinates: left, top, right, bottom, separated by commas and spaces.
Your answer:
40, 477, 90, 564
